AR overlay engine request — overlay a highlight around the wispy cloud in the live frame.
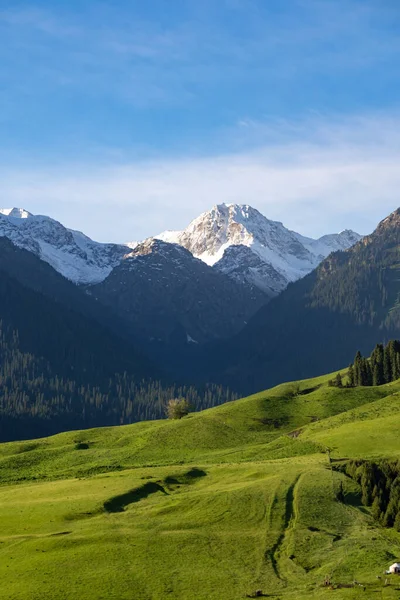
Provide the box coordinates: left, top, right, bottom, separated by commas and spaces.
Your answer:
0, 7, 80, 37
0, 112, 399, 242
1, 0, 399, 107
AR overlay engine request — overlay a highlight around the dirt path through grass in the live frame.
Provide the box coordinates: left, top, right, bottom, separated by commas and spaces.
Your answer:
259, 471, 302, 595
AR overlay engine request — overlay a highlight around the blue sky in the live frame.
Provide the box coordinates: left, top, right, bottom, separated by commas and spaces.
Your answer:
0, 0, 400, 241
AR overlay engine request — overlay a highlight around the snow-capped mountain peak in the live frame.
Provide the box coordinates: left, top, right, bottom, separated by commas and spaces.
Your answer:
0, 207, 33, 219
158, 203, 271, 265
0, 208, 128, 284
156, 203, 362, 296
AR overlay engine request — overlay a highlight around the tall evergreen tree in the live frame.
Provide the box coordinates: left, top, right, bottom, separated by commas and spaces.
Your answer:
383, 347, 392, 384
373, 363, 381, 387
394, 511, 400, 532
335, 373, 343, 388
354, 351, 363, 386
347, 363, 355, 387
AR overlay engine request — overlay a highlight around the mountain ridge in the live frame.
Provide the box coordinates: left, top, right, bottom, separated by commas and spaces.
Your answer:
0, 204, 360, 296
90, 236, 266, 345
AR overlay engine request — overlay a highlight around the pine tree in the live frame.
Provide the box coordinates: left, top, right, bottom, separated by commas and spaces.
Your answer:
335, 373, 343, 388
383, 499, 398, 528
354, 351, 363, 386
371, 496, 382, 522
347, 364, 355, 387
383, 347, 392, 384
373, 363, 383, 386
371, 344, 384, 385
359, 358, 372, 386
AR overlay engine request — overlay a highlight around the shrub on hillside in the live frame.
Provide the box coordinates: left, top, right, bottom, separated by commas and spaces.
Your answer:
165, 398, 191, 420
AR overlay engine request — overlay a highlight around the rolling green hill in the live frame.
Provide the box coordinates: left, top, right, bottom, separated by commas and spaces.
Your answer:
1, 371, 400, 599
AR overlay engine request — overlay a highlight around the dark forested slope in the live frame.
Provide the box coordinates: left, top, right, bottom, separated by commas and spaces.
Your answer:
0, 241, 237, 441
208, 208, 400, 394
90, 238, 267, 345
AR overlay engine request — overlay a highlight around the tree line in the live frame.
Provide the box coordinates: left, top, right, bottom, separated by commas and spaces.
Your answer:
329, 340, 400, 388
335, 459, 400, 531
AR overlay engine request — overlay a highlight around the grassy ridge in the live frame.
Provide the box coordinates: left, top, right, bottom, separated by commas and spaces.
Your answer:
1, 372, 400, 598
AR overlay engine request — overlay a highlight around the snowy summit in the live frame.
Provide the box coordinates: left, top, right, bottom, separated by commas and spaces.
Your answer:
156, 203, 361, 296
0, 208, 128, 285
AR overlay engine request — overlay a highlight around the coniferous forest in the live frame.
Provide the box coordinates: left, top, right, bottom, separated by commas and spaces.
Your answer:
0, 321, 237, 442
336, 460, 400, 531
345, 340, 400, 387
0, 263, 238, 443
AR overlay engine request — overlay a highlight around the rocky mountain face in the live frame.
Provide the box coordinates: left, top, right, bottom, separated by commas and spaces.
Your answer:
157, 204, 361, 296
90, 238, 266, 345
0, 208, 127, 284
205, 207, 400, 395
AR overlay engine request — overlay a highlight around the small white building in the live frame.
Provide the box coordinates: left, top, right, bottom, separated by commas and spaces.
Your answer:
388, 563, 400, 574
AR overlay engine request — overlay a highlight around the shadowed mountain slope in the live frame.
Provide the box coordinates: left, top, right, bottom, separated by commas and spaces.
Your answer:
205, 208, 400, 394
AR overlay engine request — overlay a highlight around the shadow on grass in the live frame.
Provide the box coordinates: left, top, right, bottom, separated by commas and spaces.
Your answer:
297, 385, 322, 396
246, 593, 281, 598
104, 482, 168, 513
164, 467, 207, 489
343, 490, 362, 507
66, 468, 206, 521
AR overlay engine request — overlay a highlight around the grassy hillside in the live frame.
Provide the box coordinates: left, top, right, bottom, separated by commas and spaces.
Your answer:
1, 371, 400, 599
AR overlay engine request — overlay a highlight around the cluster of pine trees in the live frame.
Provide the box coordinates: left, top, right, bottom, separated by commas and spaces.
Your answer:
328, 340, 400, 388
0, 324, 238, 442
348, 340, 400, 387
337, 460, 400, 530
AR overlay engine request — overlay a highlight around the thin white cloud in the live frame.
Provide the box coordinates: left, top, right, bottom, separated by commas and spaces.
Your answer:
1, 1, 399, 107
0, 7, 80, 37
0, 113, 399, 243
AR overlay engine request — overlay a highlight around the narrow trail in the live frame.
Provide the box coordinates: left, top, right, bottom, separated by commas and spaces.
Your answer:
265, 474, 302, 582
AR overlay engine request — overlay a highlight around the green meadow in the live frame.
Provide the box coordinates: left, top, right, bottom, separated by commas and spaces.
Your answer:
1, 372, 400, 599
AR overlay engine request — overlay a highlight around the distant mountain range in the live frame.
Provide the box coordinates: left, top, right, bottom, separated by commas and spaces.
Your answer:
3, 201, 400, 441
0, 205, 360, 346
0, 205, 361, 296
